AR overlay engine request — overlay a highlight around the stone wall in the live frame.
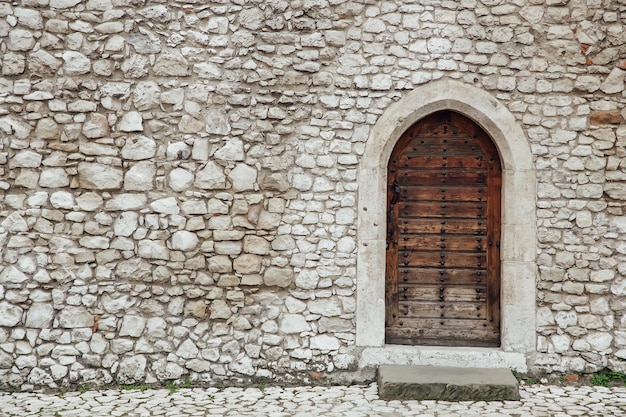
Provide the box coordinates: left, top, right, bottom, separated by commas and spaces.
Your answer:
0, 0, 625, 390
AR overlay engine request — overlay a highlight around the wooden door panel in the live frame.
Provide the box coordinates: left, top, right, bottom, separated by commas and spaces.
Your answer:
399, 219, 487, 235
400, 301, 489, 318
386, 110, 501, 347
398, 202, 487, 219
397, 286, 487, 303
397, 268, 487, 285
401, 136, 487, 151
398, 252, 486, 268
398, 235, 488, 252
401, 139, 489, 154
400, 186, 487, 202
397, 170, 487, 185
397, 155, 487, 170
390, 318, 497, 329
386, 326, 500, 347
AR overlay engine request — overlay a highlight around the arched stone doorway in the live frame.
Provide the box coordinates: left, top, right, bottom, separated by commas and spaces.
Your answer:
356, 79, 537, 371
385, 111, 502, 348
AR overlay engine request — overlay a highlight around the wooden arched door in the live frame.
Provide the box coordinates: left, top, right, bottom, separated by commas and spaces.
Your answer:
385, 111, 502, 347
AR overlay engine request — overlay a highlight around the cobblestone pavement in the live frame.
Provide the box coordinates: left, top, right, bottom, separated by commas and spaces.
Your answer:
1, 383, 625, 416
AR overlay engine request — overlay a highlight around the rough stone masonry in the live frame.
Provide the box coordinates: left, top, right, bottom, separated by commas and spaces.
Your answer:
0, 0, 625, 391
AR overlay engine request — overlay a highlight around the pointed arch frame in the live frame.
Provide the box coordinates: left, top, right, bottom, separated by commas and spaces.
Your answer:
356, 79, 537, 369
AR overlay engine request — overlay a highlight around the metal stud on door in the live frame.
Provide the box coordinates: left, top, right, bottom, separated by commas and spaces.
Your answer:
385, 111, 502, 347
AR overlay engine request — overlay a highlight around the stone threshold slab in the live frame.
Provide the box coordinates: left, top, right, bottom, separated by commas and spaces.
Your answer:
378, 365, 520, 401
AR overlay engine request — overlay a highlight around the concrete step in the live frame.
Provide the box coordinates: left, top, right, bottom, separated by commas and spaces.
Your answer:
377, 365, 520, 401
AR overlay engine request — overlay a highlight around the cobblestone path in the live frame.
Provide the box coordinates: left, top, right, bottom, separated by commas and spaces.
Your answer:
1, 383, 625, 416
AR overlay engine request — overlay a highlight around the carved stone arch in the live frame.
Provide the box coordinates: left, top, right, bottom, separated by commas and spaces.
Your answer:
356, 79, 537, 370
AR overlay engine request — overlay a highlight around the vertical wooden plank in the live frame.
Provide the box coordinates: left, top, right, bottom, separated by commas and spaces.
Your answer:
386, 156, 399, 330
486, 140, 502, 329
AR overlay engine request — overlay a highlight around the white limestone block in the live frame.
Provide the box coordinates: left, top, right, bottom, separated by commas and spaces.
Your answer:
153, 51, 189, 76
62, 51, 91, 74
263, 267, 293, 288
104, 194, 147, 211
195, 161, 226, 189
279, 314, 310, 334
117, 356, 147, 384
57, 306, 94, 328
119, 315, 147, 337
169, 168, 194, 192
228, 163, 257, 192
233, 254, 262, 274
1, 212, 29, 233
238, 7, 264, 30
8, 29, 35, 51
95, 21, 123, 34
1, 53, 25, 75
586, 332, 613, 351
132, 81, 161, 110
166, 142, 191, 160
0, 266, 28, 285
600, 68, 626, 94
48, 192, 75, 211
0, 115, 33, 139
25, 303, 54, 328
214, 138, 245, 161
39, 168, 69, 188
78, 162, 123, 190
295, 269, 319, 290
150, 197, 179, 214
170, 231, 199, 250
119, 111, 143, 132
113, 212, 139, 237
310, 334, 340, 351
28, 50, 63, 76
308, 298, 342, 316
121, 135, 156, 160
138, 240, 170, 260
124, 161, 155, 191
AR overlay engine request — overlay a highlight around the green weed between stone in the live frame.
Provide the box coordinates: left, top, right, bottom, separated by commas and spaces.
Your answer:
522, 377, 541, 385
590, 370, 626, 387
166, 382, 178, 394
